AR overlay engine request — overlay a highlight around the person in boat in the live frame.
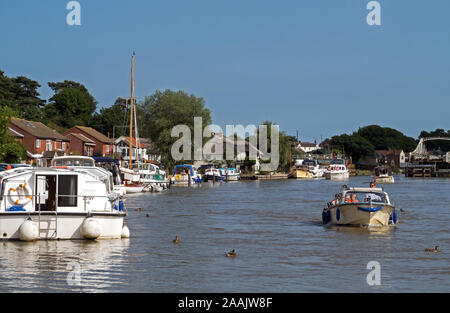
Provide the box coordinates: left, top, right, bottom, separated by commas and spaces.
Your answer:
370, 181, 376, 188
328, 194, 341, 207
345, 193, 359, 203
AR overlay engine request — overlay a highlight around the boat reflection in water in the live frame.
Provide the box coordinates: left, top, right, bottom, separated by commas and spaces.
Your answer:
0, 239, 130, 292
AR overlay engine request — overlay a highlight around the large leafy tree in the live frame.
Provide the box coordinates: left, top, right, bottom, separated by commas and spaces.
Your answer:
91, 97, 129, 137
141, 89, 212, 170
0, 106, 27, 163
330, 133, 375, 162
0, 70, 45, 121
45, 80, 97, 129
356, 125, 417, 152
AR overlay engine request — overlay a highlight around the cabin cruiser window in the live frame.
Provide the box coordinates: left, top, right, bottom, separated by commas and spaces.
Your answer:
343, 191, 386, 203
58, 175, 78, 207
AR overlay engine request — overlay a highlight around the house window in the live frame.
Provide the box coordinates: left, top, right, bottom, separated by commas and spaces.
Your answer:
58, 175, 77, 207
46, 140, 52, 151
62, 142, 66, 151
36, 139, 41, 148
106, 145, 110, 153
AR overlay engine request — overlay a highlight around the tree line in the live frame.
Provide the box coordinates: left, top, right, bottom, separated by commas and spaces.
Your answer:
0, 69, 447, 169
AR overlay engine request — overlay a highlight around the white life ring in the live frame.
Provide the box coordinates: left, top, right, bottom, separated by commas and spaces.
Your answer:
8, 182, 33, 206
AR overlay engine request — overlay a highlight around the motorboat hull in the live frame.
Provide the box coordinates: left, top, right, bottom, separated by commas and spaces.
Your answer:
292, 169, 315, 179
323, 203, 396, 227
0, 211, 126, 240
375, 175, 395, 184
124, 184, 144, 193
324, 171, 349, 180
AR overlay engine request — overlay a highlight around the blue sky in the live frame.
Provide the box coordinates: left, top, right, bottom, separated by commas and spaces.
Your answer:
1, 0, 449, 141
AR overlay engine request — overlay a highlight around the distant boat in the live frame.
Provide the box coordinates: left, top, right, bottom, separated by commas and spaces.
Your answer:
139, 162, 170, 191
292, 159, 324, 179
324, 159, 349, 180
219, 168, 241, 181
322, 185, 398, 227
203, 167, 224, 182
374, 166, 395, 184
172, 164, 202, 186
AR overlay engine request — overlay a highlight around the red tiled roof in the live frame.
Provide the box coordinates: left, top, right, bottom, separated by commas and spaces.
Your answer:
10, 117, 68, 141
69, 126, 114, 144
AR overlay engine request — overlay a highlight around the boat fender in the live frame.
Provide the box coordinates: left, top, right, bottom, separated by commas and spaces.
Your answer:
19, 218, 38, 241
322, 210, 331, 224
393, 211, 398, 224
119, 201, 124, 212
80, 217, 101, 239
121, 223, 130, 238
336, 208, 340, 221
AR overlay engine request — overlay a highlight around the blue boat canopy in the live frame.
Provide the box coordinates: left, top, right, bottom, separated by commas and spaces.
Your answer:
174, 164, 195, 175
93, 157, 120, 165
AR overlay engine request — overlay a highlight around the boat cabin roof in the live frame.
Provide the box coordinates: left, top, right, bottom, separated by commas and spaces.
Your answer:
52, 156, 95, 167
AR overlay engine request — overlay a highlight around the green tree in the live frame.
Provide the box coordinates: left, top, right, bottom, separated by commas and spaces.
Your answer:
91, 97, 130, 137
357, 125, 417, 152
45, 80, 97, 129
0, 106, 27, 163
330, 133, 375, 162
140, 89, 212, 170
0, 70, 45, 121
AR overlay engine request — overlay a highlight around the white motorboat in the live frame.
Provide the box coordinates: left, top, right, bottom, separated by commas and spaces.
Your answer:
292, 160, 324, 179
138, 163, 170, 191
324, 159, 349, 180
0, 166, 129, 241
374, 166, 395, 184
172, 164, 202, 186
203, 168, 224, 182
219, 168, 240, 181
322, 185, 398, 227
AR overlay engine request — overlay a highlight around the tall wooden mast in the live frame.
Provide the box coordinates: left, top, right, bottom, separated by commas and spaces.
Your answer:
129, 53, 135, 170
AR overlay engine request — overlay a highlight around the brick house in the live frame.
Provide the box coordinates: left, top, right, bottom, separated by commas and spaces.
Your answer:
65, 126, 115, 157
8, 127, 24, 144
65, 133, 96, 156
375, 150, 406, 168
9, 117, 69, 166
114, 136, 147, 161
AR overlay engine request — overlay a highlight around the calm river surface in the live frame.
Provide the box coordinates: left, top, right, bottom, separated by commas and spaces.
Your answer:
0, 176, 449, 292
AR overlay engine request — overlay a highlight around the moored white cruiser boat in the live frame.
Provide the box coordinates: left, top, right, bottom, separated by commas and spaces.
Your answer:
219, 168, 241, 181
322, 185, 398, 227
0, 166, 129, 241
324, 159, 349, 180
139, 163, 170, 191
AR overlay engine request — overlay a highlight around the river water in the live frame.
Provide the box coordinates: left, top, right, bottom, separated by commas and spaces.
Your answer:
0, 176, 449, 292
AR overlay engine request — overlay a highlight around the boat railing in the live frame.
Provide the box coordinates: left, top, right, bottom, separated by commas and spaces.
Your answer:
2, 193, 124, 213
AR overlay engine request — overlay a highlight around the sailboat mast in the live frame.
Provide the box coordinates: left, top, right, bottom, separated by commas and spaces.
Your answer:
129, 54, 134, 170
